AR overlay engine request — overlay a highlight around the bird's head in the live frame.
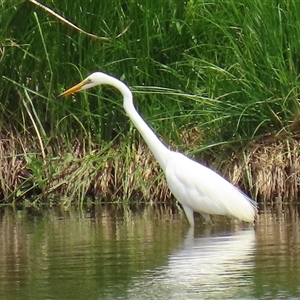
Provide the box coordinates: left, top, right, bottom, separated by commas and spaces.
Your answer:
57, 72, 112, 98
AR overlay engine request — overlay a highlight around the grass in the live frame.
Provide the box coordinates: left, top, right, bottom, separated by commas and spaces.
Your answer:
0, 0, 300, 205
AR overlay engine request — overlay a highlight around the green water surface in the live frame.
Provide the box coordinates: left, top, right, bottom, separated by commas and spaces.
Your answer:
0, 204, 299, 299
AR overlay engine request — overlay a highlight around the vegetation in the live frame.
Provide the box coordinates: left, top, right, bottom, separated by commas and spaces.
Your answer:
0, 0, 299, 206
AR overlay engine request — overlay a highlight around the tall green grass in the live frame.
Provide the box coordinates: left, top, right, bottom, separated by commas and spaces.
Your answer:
2, 1, 299, 144
1, 0, 300, 203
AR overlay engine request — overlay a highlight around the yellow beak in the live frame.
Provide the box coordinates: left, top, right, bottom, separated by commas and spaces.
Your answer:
57, 79, 89, 98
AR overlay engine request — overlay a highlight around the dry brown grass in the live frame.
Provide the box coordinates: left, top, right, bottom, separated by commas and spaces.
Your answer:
0, 131, 32, 200
222, 134, 300, 203
0, 129, 299, 206
0, 130, 170, 206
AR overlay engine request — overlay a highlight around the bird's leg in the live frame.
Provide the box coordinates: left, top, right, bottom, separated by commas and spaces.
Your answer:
182, 205, 194, 227
200, 213, 213, 225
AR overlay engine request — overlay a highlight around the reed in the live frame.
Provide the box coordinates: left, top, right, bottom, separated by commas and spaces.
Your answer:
1, 0, 300, 205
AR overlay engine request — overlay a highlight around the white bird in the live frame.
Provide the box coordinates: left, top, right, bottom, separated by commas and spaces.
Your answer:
58, 72, 258, 226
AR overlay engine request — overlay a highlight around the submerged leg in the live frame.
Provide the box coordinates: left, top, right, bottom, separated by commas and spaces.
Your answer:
200, 212, 213, 225
182, 205, 194, 227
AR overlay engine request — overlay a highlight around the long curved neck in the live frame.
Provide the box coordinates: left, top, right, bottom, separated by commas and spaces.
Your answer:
107, 77, 170, 172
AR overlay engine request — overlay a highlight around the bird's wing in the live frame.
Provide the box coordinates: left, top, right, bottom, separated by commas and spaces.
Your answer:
165, 153, 257, 222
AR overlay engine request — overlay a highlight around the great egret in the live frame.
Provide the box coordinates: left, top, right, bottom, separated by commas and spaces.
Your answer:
58, 72, 258, 226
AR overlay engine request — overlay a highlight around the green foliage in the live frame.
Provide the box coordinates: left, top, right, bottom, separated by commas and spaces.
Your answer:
1, 0, 299, 148
181, 0, 300, 143
1, 0, 300, 203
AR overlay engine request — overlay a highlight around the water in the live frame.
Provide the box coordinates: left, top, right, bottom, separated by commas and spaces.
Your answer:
0, 204, 300, 299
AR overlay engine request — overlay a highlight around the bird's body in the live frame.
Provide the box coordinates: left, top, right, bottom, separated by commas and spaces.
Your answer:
59, 72, 257, 226
165, 152, 256, 225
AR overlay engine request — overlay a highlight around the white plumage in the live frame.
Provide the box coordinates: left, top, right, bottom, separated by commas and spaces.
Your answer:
59, 72, 258, 226
166, 152, 256, 225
